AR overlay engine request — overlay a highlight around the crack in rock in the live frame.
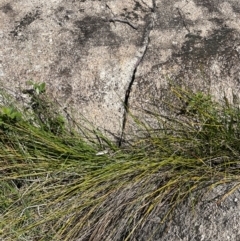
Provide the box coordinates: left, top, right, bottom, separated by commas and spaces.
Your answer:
119, 0, 156, 147
108, 17, 138, 30
106, 3, 139, 30
176, 7, 190, 33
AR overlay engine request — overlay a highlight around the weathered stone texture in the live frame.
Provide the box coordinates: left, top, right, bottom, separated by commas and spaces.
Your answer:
0, 0, 154, 136
1, 0, 240, 139
131, 0, 240, 114
138, 184, 240, 241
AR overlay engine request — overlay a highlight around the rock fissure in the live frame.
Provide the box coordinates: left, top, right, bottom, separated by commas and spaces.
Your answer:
176, 7, 190, 33
119, 0, 156, 147
108, 17, 138, 30
106, 4, 138, 30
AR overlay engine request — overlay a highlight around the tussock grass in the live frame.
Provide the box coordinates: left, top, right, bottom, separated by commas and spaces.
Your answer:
0, 85, 240, 240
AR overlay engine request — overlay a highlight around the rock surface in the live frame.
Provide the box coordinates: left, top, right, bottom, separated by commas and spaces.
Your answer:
0, 0, 155, 138
130, 0, 240, 130
1, 0, 240, 139
140, 184, 240, 241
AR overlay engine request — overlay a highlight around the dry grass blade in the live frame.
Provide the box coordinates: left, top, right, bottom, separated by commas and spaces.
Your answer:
0, 85, 240, 240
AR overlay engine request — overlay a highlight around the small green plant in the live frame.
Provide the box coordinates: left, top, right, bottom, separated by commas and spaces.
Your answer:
23, 81, 65, 135
26, 80, 46, 95
0, 106, 22, 131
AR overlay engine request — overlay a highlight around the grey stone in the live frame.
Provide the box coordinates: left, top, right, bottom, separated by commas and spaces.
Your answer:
1, 0, 240, 141
138, 184, 240, 241
0, 0, 154, 137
